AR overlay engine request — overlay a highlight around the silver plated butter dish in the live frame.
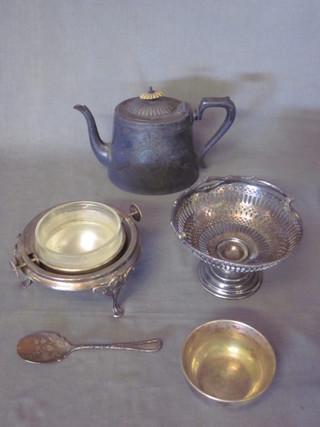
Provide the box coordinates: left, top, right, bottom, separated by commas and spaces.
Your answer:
171, 176, 303, 299
10, 202, 142, 317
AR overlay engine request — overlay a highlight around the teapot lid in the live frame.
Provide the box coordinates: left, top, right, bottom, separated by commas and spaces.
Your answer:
116, 87, 191, 122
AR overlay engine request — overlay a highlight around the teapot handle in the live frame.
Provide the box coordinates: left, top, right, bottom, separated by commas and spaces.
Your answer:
196, 97, 236, 167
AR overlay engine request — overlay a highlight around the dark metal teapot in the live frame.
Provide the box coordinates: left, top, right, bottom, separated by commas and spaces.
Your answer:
74, 88, 236, 194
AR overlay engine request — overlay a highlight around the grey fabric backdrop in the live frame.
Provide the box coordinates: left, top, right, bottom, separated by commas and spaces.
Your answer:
1, 1, 320, 426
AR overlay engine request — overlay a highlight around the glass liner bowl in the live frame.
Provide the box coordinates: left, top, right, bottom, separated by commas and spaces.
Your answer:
181, 320, 276, 405
35, 201, 125, 273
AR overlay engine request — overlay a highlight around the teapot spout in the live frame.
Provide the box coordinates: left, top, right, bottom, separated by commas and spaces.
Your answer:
73, 105, 111, 168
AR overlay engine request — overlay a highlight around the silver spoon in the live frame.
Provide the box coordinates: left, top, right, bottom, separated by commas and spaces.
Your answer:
17, 331, 162, 364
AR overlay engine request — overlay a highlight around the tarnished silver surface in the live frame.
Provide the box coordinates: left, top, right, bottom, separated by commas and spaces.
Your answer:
17, 331, 162, 364
181, 320, 276, 405
74, 89, 236, 194
10, 204, 141, 317
171, 176, 303, 298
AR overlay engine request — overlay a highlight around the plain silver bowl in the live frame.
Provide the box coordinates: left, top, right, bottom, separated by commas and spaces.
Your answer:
171, 176, 303, 299
181, 320, 276, 405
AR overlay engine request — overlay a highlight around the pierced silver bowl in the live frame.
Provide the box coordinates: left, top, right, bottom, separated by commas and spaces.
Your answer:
171, 176, 303, 299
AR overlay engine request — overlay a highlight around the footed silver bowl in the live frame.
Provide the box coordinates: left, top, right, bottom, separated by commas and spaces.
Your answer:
171, 176, 303, 299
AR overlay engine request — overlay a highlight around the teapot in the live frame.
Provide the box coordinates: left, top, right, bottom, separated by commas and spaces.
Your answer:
74, 88, 236, 194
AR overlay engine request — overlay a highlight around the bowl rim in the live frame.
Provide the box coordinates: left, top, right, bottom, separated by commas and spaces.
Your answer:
180, 319, 277, 404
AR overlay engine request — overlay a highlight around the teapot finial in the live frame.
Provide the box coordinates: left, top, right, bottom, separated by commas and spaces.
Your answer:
140, 88, 163, 100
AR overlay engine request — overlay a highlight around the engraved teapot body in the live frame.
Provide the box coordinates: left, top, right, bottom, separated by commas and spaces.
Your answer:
74, 88, 236, 195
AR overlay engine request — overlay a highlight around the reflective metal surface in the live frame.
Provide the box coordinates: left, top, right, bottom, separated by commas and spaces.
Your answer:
171, 176, 303, 298
181, 320, 276, 405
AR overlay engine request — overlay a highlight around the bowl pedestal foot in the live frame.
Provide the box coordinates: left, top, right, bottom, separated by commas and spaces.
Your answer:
197, 261, 262, 299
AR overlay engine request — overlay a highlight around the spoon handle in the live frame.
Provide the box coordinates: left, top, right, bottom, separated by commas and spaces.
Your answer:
72, 338, 162, 353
